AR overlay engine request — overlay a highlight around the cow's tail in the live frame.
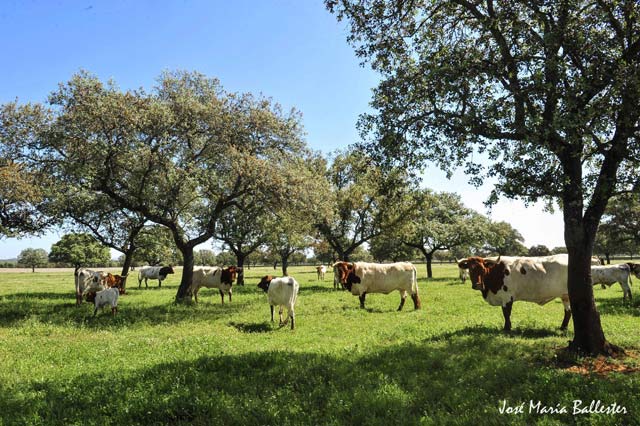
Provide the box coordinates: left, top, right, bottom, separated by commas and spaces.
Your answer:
411, 265, 421, 309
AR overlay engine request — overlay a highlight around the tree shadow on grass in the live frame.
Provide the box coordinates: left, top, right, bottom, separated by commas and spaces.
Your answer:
1, 292, 72, 301
425, 325, 566, 342
595, 297, 640, 317
1, 336, 636, 426
229, 321, 273, 333
298, 285, 336, 294
0, 296, 250, 330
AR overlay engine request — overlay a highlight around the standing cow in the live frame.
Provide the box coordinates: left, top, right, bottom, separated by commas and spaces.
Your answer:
458, 254, 571, 331
190, 266, 238, 304
137, 265, 175, 288
316, 265, 327, 281
333, 261, 421, 311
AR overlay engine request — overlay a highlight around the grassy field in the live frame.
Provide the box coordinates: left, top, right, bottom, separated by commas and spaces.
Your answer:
0, 264, 638, 426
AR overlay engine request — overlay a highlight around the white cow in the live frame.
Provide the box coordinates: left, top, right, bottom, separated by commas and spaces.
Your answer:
456, 259, 469, 283
190, 266, 238, 304
93, 287, 119, 316
316, 265, 327, 281
458, 254, 570, 331
137, 265, 175, 288
332, 261, 421, 311
257, 275, 300, 329
591, 264, 633, 301
74, 268, 107, 305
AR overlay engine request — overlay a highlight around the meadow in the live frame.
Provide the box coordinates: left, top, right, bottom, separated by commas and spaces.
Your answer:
0, 264, 638, 426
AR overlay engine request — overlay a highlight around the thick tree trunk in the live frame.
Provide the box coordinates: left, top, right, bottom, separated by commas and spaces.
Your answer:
425, 253, 433, 278
236, 254, 246, 285
120, 249, 135, 291
175, 246, 195, 302
281, 255, 289, 276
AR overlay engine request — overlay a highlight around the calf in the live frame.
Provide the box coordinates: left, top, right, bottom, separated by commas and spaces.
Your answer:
316, 265, 327, 281
137, 265, 174, 288
93, 287, 119, 316
456, 259, 469, 283
591, 264, 633, 301
458, 254, 570, 331
333, 261, 421, 311
257, 275, 299, 330
105, 273, 127, 294
627, 262, 640, 280
190, 266, 237, 304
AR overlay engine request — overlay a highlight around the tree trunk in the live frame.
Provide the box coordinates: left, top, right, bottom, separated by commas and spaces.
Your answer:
120, 249, 135, 291
175, 246, 195, 302
281, 254, 289, 276
425, 253, 433, 278
236, 254, 246, 285
32, 265, 35, 273
605, 253, 611, 264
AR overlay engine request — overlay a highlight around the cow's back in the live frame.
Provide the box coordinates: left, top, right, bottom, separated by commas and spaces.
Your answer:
352, 262, 416, 295
504, 255, 568, 305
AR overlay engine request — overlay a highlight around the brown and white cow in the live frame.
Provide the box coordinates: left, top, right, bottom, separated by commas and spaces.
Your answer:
332, 261, 421, 311
190, 266, 238, 304
458, 254, 571, 331
105, 273, 127, 295
316, 265, 327, 281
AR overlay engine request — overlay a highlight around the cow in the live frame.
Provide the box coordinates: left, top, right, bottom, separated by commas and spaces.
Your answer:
74, 268, 108, 305
137, 265, 174, 288
591, 264, 633, 301
190, 266, 238, 304
316, 265, 327, 281
93, 287, 119, 317
627, 262, 640, 280
332, 261, 421, 311
105, 273, 127, 294
257, 275, 300, 330
458, 254, 571, 331
456, 259, 469, 283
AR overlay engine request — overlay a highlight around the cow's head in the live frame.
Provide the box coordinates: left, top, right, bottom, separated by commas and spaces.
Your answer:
221, 266, 238, 285
460, 256, 508, 296
159, 266, 175, 277
257, 275, 274, 293
332, 261, 361, 291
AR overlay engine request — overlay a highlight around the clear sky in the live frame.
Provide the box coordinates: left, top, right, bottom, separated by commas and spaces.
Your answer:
0, 0, 564, 259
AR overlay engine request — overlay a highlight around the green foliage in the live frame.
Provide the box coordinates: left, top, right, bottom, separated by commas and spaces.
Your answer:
483, 221, 528, 256
48, 233, 111, 268
316, 150, 416, 260
133, 225, 181, 266
528, 245, 552, 256
16, 248, 48, 271
194, 249, 216, 266
596, 194, 640, 257
0, 265, 638, 425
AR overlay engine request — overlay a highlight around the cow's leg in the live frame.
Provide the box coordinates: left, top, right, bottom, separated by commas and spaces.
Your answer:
290, 308, 295, 330
397, 290, 407, 311
219, 289, 224, 305
145, 278, 148, 288
158, 279, 161, 288
359, 292, 366, 309
93, 307, 98, 317
502, 301, 513, 331
411, 292, 422, 309
228, 289, 232, 303
111, 306, 117, 316
560, 295, 571, 331
270, 305, 274, 322
279, 306, 285, 325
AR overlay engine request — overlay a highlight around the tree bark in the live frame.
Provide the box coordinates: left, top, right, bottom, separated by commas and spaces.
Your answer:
175, 246, 195, 302
236, 253, 246, 285
281, 255, 289, 276
425, 253, 433, 279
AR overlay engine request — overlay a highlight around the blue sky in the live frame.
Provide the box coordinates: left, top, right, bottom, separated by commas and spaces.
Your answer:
0, 0, 564, 258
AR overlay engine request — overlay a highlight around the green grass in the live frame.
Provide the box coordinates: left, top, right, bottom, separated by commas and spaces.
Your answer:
0, 264, 639, 425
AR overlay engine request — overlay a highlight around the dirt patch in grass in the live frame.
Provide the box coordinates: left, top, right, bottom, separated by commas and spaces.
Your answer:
556, 349, 640, 376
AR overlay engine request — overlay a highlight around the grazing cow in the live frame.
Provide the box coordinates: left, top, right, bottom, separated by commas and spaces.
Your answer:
627, 262, 640, 280
74, 268, 108, 305
105, 273, 127, 294
257, 275, 300, 330
591, 264, 633, 301
316, 265, 327, 281
332, 261, 421, 311
137, 265, 174, 288
456, 259, 469, 283
190, 266, 238, 304
458, 254, 571, 331
93, 287, 119, 316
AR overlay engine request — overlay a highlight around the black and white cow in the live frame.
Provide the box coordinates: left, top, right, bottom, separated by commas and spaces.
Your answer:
137, 265, 175, 288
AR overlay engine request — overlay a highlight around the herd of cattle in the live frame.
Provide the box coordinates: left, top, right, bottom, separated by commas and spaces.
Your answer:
73, 255, 640, 331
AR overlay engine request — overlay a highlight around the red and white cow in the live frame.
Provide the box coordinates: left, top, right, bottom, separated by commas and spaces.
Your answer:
332, 261, 421, 311
458, 254, 570, 331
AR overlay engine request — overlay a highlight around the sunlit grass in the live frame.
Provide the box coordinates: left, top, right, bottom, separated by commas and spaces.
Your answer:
0, 264, 638, 425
